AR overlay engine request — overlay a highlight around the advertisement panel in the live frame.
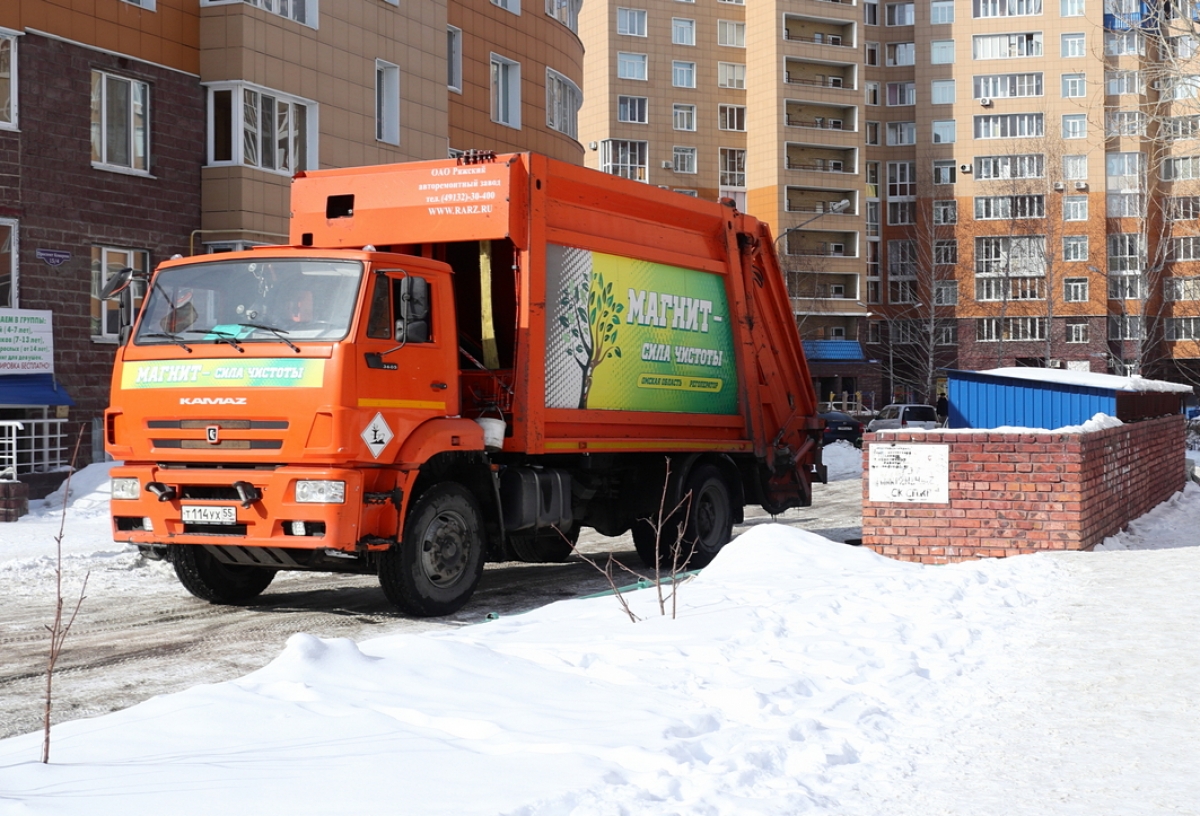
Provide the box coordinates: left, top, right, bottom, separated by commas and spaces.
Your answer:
545, 246, 738, 414
121, 359, 326, 390
0, 309, 55, 375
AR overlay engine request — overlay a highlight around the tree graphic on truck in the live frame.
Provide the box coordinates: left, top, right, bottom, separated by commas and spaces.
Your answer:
559, 272, 624, 408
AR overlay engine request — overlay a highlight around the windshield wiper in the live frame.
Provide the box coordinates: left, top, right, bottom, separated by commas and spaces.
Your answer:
139, 332, 193, 353
184, 329, 245, 353
238, 323, 300, 353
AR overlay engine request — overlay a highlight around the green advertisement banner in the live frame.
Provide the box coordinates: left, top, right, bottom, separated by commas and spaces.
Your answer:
546, 246, 738, 414
122, 359, 326, 389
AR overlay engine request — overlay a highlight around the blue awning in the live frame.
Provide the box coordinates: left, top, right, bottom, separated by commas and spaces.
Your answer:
802, 339, 866, 362
0, 373, 76, 406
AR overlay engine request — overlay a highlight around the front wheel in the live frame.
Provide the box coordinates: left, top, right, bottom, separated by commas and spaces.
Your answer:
379, 483, 485, 617
172, 545, 276, 604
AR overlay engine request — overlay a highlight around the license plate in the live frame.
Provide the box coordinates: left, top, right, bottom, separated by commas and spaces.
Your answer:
182, 505, 237, 525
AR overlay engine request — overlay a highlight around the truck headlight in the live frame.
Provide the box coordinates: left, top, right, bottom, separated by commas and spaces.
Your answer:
112, 478, 140, 500
295, 480, 346, 504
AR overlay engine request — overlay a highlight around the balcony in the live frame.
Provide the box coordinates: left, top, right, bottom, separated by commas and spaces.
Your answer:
785, 145, 856, 177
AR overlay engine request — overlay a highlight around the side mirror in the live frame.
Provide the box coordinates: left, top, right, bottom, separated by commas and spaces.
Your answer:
100, 267, 135, 300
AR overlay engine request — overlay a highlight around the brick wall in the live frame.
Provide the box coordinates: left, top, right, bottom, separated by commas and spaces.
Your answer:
861, 415, 1186, 563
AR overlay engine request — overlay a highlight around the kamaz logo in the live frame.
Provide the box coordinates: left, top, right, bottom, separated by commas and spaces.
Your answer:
180, 397, 247, 406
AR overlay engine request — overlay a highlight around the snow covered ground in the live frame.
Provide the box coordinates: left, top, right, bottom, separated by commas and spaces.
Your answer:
1, 441, 1198, 815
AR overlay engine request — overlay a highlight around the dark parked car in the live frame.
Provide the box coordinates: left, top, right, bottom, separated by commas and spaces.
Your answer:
819, 411, 864, 447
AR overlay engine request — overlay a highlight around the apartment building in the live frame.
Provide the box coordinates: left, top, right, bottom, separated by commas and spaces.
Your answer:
0, 0, 583, 489
581, 0, 1200, 405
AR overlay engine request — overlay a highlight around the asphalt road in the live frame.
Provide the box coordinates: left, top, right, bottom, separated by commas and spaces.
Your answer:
0, 478, 863, 741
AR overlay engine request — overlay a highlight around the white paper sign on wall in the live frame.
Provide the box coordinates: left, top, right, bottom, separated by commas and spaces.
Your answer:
868, 443, 950, 504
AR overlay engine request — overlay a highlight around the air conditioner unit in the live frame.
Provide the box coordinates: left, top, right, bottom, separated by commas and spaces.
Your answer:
1047, 359, 1064, 369
960, 164, 972, 174
828, 119, 844, 129
831, 284, 846, 297
828, 35, 843, 46
661, 161, 674, 169
979, 97, 993, 107
829, 160, 844, 172
1075, 181, 1088, 190
829, 243, 846, 256
588, 141, 598, 151
830, 326, 847, 338
828, 76, 844, 88
1053, 181, 1066, 191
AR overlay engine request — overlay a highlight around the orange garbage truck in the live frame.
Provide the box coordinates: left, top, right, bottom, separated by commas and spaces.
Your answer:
103, 151, 824, 616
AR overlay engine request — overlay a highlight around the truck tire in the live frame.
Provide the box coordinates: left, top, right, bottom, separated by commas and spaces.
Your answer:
633, 465, 733, 569
379, 483, 485, 617
172, 545, 277, 604
508, 523, 579, 563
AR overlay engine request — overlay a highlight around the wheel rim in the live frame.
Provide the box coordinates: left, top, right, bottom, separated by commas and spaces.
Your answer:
419, 510, 470, 587
694, 482, 728, 552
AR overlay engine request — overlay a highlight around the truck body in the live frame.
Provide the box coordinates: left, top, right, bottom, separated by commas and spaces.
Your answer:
104, 152, 823, 616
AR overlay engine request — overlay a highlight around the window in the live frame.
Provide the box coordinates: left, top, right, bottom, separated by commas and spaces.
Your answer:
1108, 234, 1143, 298
1107, 194, 1142, 217
617, 7, 647, 35
1166, 277, 1200, 301
720, 147, 746, 187
1109, 315, 1142, 340
935, 280, 959, 306
673, 146, 697, 174
447, 27, 463, 92
1062, 113, 1087, 139
931, 80, 955, 105
673, 103, 696, 131
91, 246, 148, 340
1062, 0, 1084, 14
1105, 70, 1141, 96
1106, 152, 1144, 190
718, 62, 745, 89
673, 18, 696, 45
718, 104, 745, 131
1163, 156, 1200, 181
865, 0, 879, 24
0, 33, 15, 129
975, 235, 1045, 276
1063, 154, 1087, 179
718, 20, 745, 47
1062, 73, 1087, 98
1064, 276, 1089, 301
1164, 115, 1200, 141
934, 161, 956, 185
887, 42, 916, 65
887, 161, 917, 197
619, 53, 648, 81
931, 40, 955, 63
1063, 196, 1088, 221
0, 218, 16, 307
976, 317, 1046, 341
618, 95, 648, 123
375, 60, 400, 145
972, 33, 1042, 59
934, 200, 958, 224
974, 113, 1044, 138
207, 82, 312, 173
973, 0, 1043, 16
491, 54, 521, 128
600, 139, 648, 181
673, 61, 696, 88
931, 0, 955, 23
1063, 237, 1089, 262
1105, 31, 1143, 55
122, 0, 157, 8
546, 70, 581, 138
889, 201, 916, 223
974, 195, 1045, 219
935, 239, 958, 265
866, 42, 880, 65
932, 120, 956, 143
91, 71, 149, 172
1171, 36, 1198, 59
887, 82, 916, 106
973, 72, 1043, 98
547, 0, 581, 31
1173, 237, 1200, 261
866, 122, 880, 145
888, 239, 917, 278
866, 81, 880, 105
975, 154, 1044, 179
1105, 111, 1144, 137
886, 2, 915, 25
1066, 320, 1089, 343
233, 0, 314, 25
887, 121, 916, 145
1062, 33, 1085, 57
1167, 317, 1200, 341
1168, 196, 1200, 219
492, 0, 520, 13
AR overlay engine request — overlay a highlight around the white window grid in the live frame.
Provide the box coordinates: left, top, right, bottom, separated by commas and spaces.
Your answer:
1063, 237, 1089, 262
931, 40, 955, 63
718, 20, 745, 47
0, 33, 15, 130
673, 146, 697, 174
973, 0, 1043, 17
931, 80, 955, 105
618, 52, 648, 80
1166, 277, 1200, 301
973, 32, 1043, 60
673, 61, 696, 88
974, 195, 1045, 220
673, 103, 696, 131
1065, 321, 1089, 343
974, 113, 1044, 139
618, 95, 649, 123
617, 7, 647, 36
718, 104, 746, 131
718, 62, 746, 89
546, 70, 581, 138
1064, 276, 1089, 302
932, 120, 956, 143
975, 154, 1044, 179
92, 70, 150, 173
973, 72, 1043, 98
1063, 196, 1088, 221
490, 54, 521, 128
933, 161, 956, 184
672, 18, 696, 46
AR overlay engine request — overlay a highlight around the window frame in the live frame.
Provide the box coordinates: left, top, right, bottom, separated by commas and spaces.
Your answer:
490, 53, 522, 129
546, 69, 581, 138
672, 17, 696, 46
0, 31, 16, 131
91, 69, 151, 174
617, 7, 648, 36
673, 60, 696, 88
91, 245, 149, 342
447, 26, 463, 93
0, 218, 17, 308
673, 145, 698, 174
205, 81, 314, 174
673, 103, 696, 131
718, 104, 746, 131
375, 59, 400, 146
618, 95, 649, 124
618, 52, 649, 81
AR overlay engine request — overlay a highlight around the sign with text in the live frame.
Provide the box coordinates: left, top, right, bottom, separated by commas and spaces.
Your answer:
868, 443, 950, 504
0, 309, 55, 375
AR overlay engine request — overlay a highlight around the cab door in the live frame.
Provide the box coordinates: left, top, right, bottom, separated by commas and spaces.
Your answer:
354, 264, 459, 463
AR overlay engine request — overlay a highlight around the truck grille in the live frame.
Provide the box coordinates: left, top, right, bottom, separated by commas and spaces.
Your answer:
148, 419, 289, 451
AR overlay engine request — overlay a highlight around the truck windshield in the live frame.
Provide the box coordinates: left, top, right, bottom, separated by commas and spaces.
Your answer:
134, 258, 364, 346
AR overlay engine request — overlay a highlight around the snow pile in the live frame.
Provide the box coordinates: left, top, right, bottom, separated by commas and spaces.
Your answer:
978, 366, 1194, 393
822, 439, 863, 481
34, 461, 119, 517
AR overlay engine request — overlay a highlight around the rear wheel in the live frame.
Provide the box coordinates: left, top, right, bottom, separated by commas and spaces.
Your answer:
508, 522, 579, 563
379, 483, 485, 617
172, 545, 276, 604
680, 465, 734, 568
